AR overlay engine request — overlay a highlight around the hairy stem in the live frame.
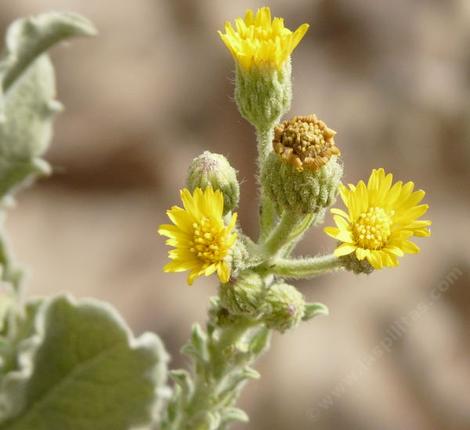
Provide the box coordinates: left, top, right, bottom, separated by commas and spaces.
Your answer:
280, 212, 316, 257
272, 254, 343, 279
162, 316, 271, 430
257, 126, 276, 241
262, 211, 316, 257
0, 235, 23, 296
256, 127, 273, 167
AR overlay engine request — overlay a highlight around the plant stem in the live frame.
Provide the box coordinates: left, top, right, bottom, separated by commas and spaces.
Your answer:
256, 127, 276, 241
271, 254, 343, 279
0, 235, 23, 296
279, 212, 316, 257
262, 210, 316, 257
0, 214, 25, 340
256, 127, 273, 167
162, 317, 271, 430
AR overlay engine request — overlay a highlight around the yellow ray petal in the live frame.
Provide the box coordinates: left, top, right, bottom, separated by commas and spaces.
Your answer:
334, 243, 356, 257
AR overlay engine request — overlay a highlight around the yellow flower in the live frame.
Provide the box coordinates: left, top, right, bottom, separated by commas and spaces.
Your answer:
158, 187, 237, 285
218, 7, 309, 71
324, 169, 431, 269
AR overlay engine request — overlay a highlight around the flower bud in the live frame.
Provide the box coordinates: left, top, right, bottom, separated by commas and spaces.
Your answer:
235, 62, 292, 131
219, 272, 265, 318
219, 7, 308, 130
186, 151, 240, 215
262, 115, 343, 215
227, 236, 249, 277
263, 281, 305, 332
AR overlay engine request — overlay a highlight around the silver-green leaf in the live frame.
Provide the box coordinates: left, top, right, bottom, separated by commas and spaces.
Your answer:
0, 12, 96, 199
302, 302, 329, 321
0, 12, 97, 94
0, 295, 169, 430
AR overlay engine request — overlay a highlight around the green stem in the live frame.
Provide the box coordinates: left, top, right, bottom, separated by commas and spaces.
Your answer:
0, 236, 23, 295
256, 127, 276, 241
280, 212, 316, 257
162, 317, 271, 430
256, 127, 273, 167
0, 211, 25, 342
271, 254, 343, 279
262, 211, 314, 257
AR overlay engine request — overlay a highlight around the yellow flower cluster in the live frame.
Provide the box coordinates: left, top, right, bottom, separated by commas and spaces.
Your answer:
159, 7, 432, 286
325, 169, 431, 269
219, 7, 309, 71
159, 187, 237, 285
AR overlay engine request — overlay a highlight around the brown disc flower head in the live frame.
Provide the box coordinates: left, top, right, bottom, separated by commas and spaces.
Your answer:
273, 115, 340, 171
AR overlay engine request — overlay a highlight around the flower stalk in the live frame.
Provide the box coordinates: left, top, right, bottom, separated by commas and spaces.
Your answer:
262, 211, 305, 256
257, 127, 277, 241
161, 314, 270, 430
271, 254, 343, 279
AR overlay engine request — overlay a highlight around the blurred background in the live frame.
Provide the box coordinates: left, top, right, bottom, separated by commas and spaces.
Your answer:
1, 1, 469, 429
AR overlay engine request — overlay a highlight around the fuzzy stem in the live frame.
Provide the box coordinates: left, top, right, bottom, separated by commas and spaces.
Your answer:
161, 317, 271, 430
256, 127, 273, 166
280, 212, 316, 257
0, 214, 25, 342
0, 235, 23, 296
256, 126, 277, 241
262, 210, 316, 257
272, 254, 343, 279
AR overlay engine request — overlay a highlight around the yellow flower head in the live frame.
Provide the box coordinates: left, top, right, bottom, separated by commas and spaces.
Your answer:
159, 187, 237, 285
218, 7, 309, 71
325, 169, 431, 269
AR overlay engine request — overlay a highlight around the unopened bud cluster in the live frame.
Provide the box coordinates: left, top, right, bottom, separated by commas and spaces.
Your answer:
219, 274, 307, 333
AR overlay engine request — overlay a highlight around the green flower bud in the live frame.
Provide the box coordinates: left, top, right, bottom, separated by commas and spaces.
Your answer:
234, 61, 292, 131
340, 253, 375, 275
227, 235, 249, 277
263, 281, 305, 332
186, 151, 240, 215
219, 272, 265, 318
262, 115, 343, 215
263, 154, 343, 215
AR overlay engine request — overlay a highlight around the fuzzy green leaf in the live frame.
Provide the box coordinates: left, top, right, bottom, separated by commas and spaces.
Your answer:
220, 407, 249, 425
302, 302, 329, 321
0, 12, 96, 199
0, 295, 169, 430
0, 12, 96, 93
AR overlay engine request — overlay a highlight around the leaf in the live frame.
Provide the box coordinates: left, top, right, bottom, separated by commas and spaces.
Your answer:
0, 295, 169, 430
302, 302, 329, 321
0, 300, 44, 419
247, 326, 271, 356
0, 12, 96, 199
0, 12, 97, 93
0, 55, 55, 198
181, 323, 208, 364
220, 407, 249, 425
169, 369, 193, 400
